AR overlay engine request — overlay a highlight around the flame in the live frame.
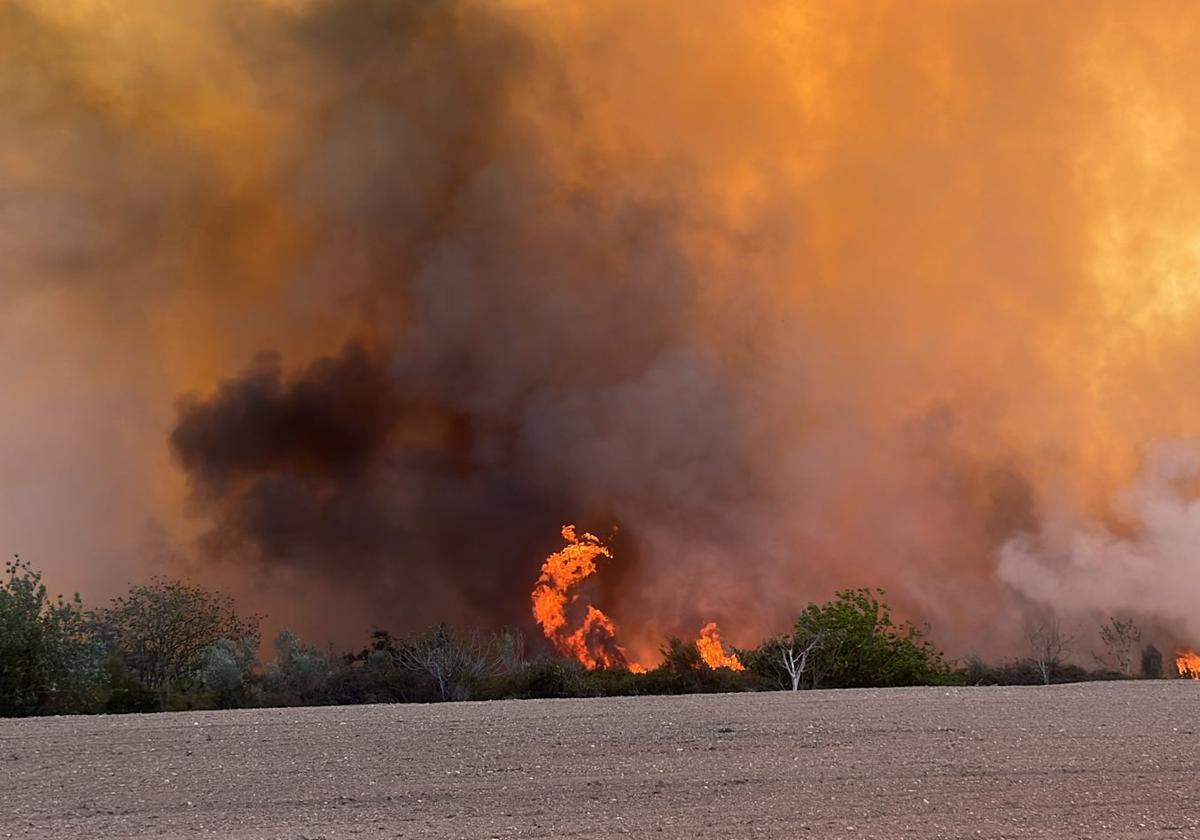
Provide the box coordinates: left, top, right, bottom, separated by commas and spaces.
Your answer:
531, 525, 743, 673
531, 525, 640, 671
1176, 650, 1200, 679
696, 621, 745, 671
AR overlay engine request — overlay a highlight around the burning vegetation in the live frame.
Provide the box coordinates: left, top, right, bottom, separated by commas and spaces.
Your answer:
1176, 650, 1200, 680
532, 526, 742, 672
530, 526, 635, 671
696, 623, 745, 672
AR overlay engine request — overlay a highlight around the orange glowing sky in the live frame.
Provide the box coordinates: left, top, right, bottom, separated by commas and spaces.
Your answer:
5, 0, 1200, 655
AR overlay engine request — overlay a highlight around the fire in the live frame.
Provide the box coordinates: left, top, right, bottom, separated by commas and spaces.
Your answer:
531, 525, 742, 673
696, 621, 745, 671
531, 525, 641, 671
1176, 650, 1200, 679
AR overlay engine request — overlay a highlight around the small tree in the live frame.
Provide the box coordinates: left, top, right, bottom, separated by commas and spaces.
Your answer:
781, 634, 823, 691
742, 632, 824, 691
264, 629, 330, 704
1096, 617, 1140, 677
396, 624, 503, 701
94, 578, 259, 689
0, 556, 104, 715
200, 635, 258, 708
791, 589, 947, 688
495, 628, 526, 674
1141, 644, 1164, 679
1026, 615, 1073, 685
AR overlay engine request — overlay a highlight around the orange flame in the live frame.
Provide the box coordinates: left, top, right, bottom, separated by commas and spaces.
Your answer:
1176, 649, 1200, 679
531, 525, 641, 671
696, 621, 745, 671
532, 525, 743, 673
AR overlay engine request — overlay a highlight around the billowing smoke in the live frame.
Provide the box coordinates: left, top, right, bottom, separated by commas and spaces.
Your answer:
999, 440, 1200, 648
7, 0, 1200, 656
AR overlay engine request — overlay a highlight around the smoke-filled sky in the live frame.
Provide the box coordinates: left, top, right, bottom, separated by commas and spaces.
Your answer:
5, 0, 1200, 659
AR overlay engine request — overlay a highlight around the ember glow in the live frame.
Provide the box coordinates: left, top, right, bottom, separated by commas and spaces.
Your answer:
1176, 650, 1200, 680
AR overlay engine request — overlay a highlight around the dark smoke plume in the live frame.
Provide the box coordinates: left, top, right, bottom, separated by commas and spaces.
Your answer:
170, 340, 582, 630
165, 0, 741, 640
173, 345, 401, 494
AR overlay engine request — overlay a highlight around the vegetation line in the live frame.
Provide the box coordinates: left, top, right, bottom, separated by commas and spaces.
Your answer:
0, 557, 1167, 717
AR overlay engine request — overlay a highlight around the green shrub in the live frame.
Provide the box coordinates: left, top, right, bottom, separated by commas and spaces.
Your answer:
790, 588, 950, 689
0, 556, 105, 716
483, 658, 586, 699
93, 578, 258, 690
740, 635, 809, 690
576, 667, 647, 697
100, 655, 161, 714
160, 678, 208, 711
102, 681, 162, 714
263, 630, 330, 706
200, 636, 259, 708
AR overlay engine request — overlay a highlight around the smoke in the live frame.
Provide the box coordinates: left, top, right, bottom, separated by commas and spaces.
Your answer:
999, 440, 1200, 646
7, 0, 1200, 654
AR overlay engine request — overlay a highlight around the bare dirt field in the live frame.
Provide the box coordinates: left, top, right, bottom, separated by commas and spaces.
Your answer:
1, 682, 1198, 839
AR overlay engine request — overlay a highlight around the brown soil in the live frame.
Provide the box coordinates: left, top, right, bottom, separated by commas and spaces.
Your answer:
1, 682, 1197, 839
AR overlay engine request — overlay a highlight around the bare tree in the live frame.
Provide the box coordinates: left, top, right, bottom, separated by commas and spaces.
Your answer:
494, 628, 526, 675
1026, 615, 1074, 685
781, 634, 823, 691
1095, 617, 1141, 677
397, 624, 504, 701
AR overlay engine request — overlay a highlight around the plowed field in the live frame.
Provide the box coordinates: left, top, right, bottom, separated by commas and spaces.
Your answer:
2, 682, 1197, 839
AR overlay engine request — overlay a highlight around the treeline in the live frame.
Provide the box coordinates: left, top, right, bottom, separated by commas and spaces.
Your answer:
0, 557, 1169, 717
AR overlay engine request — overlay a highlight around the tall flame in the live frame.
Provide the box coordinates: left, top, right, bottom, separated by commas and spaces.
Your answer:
1176, 650, 1200, 679
531, 525, 640, 671
696, 621, 745, 671
532, 525, 742, 673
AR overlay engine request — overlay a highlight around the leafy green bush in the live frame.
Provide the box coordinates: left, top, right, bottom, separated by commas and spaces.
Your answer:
101, 680, 162, 714
100, 654, 161, 714
788, 588, 950, 689
200, 636, 259, 708
160, 678, 209, 711
740, 634, 810, 690
92, 578, 259, 690
263, 630, 331, 706
0, 557, 104, 716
